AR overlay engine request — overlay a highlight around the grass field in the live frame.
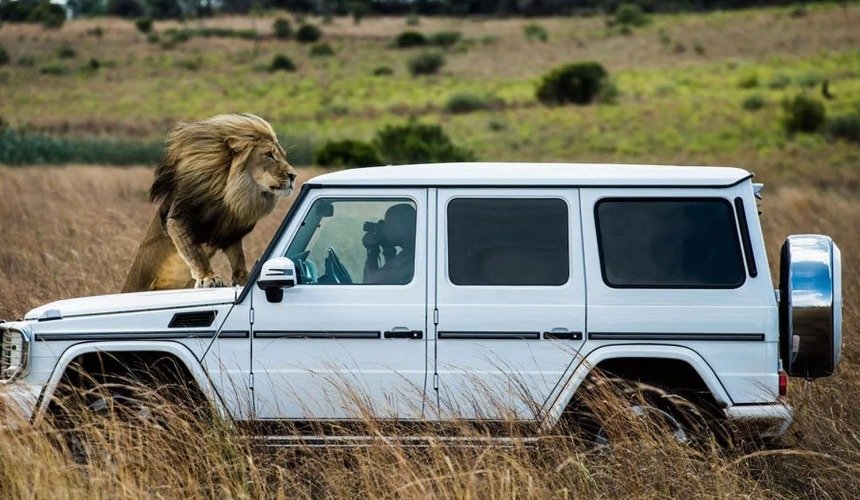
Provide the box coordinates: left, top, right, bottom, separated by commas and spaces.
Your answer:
1, 2, 859, 497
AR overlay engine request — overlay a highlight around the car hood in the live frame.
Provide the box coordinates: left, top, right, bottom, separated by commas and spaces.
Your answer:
24, 287, 238, 321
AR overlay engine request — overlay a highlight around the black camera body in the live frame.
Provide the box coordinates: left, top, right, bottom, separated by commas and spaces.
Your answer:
363, 220, 385, 233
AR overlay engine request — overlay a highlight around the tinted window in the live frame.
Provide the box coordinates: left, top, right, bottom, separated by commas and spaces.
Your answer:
595, 199, 745, 288
448, 198, 569, 286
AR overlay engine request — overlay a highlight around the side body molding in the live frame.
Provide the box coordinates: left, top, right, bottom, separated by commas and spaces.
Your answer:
33, 341, 230, 421
539, 344, 733, 431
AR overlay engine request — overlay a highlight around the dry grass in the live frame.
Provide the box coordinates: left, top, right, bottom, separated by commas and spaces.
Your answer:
0, 164, 858, 497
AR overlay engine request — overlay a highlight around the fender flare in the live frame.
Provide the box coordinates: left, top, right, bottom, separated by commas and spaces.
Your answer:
34, 340, 232, 421
540, 344, 733, 431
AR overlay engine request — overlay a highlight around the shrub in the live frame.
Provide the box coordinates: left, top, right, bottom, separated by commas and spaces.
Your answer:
57, 45, 76, 59
742, 94, 766, 111
315, 139, 382, 168
107, 0, 145, 18
767, 73, 791, 89
523, 23, 548, 42
407, 50, 444, 76
825, 113, 860, 143
737, 72, 759, 89
0, 45, 8, 66
781, 94, 826, 134
788, 4, 807, 18
428, 31, 461, 49
87, 57, 101, 71
693, 43, 706, 55
406, 14, 420, 26
29, 2, 65, 29
296, 23, 322, 43
596, 80, 620, 104
374, 121, 476, 164
796, 71, 823, 88
39, 64, 66, 75
17, 55, 36, 67
87, 26, 104, 38
613, 3, 649, 27
444, 92, 501, 114
395, 30, 426, 48
269, 54, 296, 72
273, 17, 291, 39
372, 65, 393, 76
147, 33, 160, 43
135, 17, 153, 34
536, 61, 609, 106
309, 42, 334, 57
348, 2, 368, 25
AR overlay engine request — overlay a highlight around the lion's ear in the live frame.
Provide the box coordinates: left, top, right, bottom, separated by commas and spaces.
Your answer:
225, 136, 244, 153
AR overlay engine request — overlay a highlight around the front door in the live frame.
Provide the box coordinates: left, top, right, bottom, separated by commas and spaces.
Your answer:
432, 189, 586, 420
251, 189, 429, 420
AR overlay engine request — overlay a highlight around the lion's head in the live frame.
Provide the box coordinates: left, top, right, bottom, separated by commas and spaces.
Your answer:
221, 114, 297, 198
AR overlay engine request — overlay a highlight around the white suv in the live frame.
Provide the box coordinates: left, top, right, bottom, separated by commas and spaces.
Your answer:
0, 163, 843, 441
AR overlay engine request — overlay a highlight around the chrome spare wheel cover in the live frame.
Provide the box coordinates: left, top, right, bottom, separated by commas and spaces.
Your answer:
780, 235, 843, 378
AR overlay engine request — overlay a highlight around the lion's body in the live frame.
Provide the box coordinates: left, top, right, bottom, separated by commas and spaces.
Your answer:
122, 114, 295, 293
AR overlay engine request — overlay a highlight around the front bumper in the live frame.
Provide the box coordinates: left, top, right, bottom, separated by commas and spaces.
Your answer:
0, 382, 42, 430
724, 403, 793, 439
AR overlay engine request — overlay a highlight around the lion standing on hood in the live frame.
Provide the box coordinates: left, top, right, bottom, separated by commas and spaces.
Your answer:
122, 114, 297, 292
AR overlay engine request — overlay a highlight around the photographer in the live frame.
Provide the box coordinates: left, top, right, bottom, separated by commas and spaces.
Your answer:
363, 203, 416, 285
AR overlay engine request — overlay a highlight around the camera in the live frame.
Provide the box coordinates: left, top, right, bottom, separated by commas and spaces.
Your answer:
363, 220, 385, 233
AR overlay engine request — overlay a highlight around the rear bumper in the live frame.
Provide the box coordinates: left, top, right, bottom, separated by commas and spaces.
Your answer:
724, 403, 793, 439
0, 382, 42, 430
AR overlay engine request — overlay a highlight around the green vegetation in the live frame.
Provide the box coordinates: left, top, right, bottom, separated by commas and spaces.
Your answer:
395, 30, 426, 48
444, 92, 501, 114
315, 139, 381, 168
536, 62, 609, 106
612, 3, 649, 28
309, 43, 334, 57
272, 17, 291, 39
374, 121, 475, 163
0, 128, 163, 165
0, 44, 8, 66
296, 23, 322, 43
742, 94, 766, 111
407, 50, 445, 76
57, 45, 76, 59
428, 31, 462, 49
523, 23, 548, 42
134, 17, 153, 34
782, 94, 826, 135
825, 113, 860, 143
268, 54, 296, 72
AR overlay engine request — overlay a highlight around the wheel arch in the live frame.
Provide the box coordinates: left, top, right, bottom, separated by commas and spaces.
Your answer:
34, 341, 230, 422
541, 344, 733, 430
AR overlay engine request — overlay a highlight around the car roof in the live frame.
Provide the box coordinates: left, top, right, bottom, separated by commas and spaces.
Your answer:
308, 163, 752, 188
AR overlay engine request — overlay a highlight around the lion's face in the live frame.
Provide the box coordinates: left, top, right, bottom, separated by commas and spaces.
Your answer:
245, 140, 297, 197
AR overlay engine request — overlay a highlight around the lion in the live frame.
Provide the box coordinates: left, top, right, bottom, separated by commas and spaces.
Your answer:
121, 113, 296, 292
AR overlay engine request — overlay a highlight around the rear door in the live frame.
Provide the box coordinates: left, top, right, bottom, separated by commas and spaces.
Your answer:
432, 188, 586, 420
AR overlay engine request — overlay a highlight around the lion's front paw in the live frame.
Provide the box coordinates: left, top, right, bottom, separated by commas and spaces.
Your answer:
195, 275, 226, 288
232, 270, 249, 286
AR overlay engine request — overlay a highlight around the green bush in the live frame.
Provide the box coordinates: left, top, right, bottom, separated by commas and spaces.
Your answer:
796, 71, 823, 88
596, 80, 620, 104
374, 121, 476, 164
296, 23, 322, 43
315, 139, 381, 168
57, 45, 76, 59
613, 3, 649, 27
87, 58, 101, 71
428, 31, 461, 48
269, 54, 296, 72
87, 26, 105, 38
0, 45, 9, 66
17, 55, 35, 67
767, 73, 791, 89
309, 42, 334, 57
781, 94, 826, 134
395, 30, 426, 48
0, 128, 163, 165
348, 2, 368, 25
273, 17, 292, 39
30, 2, 65, 29
737, 72, 759, 89
372, 65, 393, 76
523, 23, 548, 42
39, 64, 66, 75
135, 17, 152, 34
825, 113, 860, 143
536, 61, 609, 106
407, 50, 444, 76
444, 92, 501, 114
742, 94, 766, 111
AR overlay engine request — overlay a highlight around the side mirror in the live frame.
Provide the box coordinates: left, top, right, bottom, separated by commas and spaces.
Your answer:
257, 257, 297, 303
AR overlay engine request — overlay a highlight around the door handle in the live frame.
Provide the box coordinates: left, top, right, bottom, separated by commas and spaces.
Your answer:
384, 328, 423, 339
543, 328, 583, 340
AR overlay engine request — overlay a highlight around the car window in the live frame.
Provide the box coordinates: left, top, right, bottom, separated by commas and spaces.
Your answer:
595, 198, 745, 288
447, 198, 569, 286
286, 198, 416, 285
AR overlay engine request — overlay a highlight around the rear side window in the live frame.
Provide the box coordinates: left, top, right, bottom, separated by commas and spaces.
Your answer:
595, 198, 745, 288
448, 198, 569, 286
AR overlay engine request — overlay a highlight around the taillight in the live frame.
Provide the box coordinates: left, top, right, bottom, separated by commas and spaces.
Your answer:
778, 370, 788, 397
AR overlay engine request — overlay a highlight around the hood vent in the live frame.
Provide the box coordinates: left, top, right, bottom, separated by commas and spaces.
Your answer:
169, 311, 216, 328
